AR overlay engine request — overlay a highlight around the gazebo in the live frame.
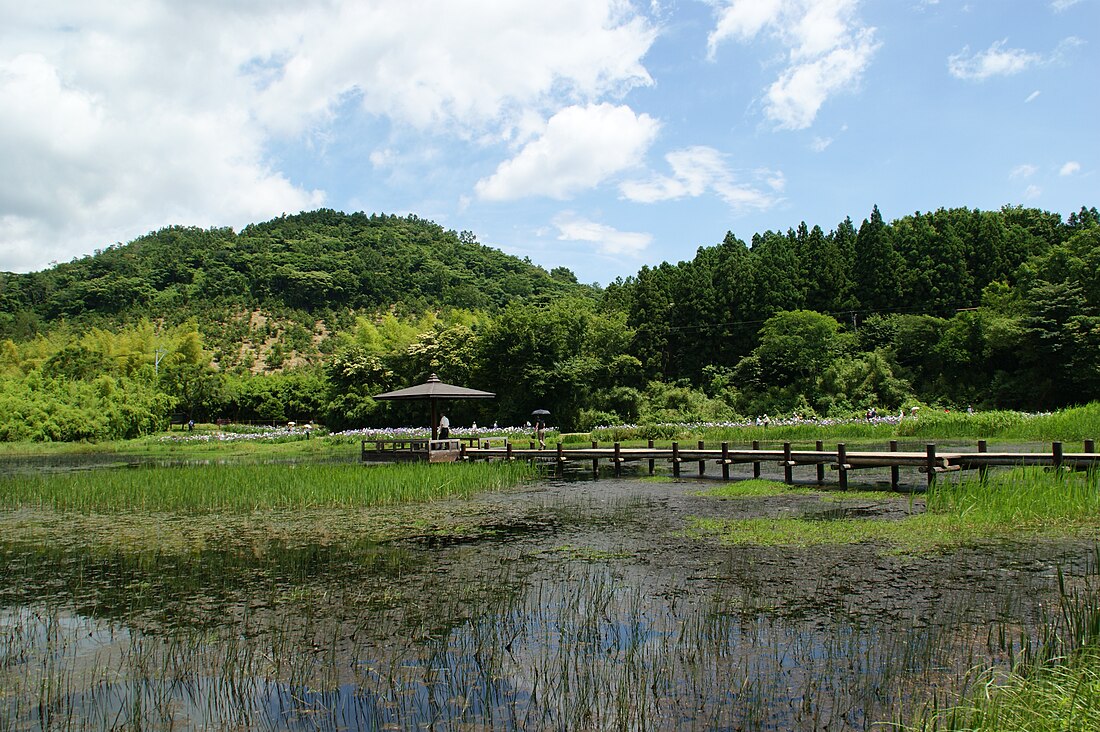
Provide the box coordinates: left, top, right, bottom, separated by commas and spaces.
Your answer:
374, 373, 496, 439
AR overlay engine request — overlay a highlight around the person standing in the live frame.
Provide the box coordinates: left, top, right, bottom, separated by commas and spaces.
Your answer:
439, 414, 450, 439
535, 419, 546, 449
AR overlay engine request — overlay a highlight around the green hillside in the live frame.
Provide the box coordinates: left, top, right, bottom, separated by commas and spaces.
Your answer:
0, 209, 584, 332
0, 210, 587, 373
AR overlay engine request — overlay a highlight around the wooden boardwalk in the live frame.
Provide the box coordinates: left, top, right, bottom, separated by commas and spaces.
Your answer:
460, 439, 1100, 489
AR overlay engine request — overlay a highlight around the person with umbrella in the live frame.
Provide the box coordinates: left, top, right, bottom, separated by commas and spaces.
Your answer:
532, 409, 549, 449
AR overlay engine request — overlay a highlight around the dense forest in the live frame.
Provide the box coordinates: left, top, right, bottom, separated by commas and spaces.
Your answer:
0, 205, 1097, 441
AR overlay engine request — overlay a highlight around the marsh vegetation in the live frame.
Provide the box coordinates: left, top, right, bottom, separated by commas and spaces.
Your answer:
2, 442, 1098, 729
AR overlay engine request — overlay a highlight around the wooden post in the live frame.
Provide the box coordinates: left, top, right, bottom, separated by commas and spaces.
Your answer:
592, 440, 599, 477
889, 440, 900, 491
816, 440, 825, 484
978, 440, 988, 482
698, 440, 706, 477
926, 444, 937, 488
648, 439, 655, 475
837, 443, 848, 490
614, 442, 622, 477
783, 442, 793, 485
556, 442, 564, 478
672, 441, 680, 478
721, 442, 730, 481
1086, 439, 1096, 454
752, 440, 761, 478
1053, 441, 1063, 470
506, 440, 513, 461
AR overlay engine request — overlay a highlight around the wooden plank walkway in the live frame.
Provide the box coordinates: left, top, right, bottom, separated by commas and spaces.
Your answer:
361, 437, 479, 463
460, 439, 1100, 489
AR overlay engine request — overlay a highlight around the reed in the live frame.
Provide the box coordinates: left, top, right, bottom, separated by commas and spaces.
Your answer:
926, 467, 1100, 532
906, 548, 1100, 731
588, 402, 1100, 445
0, 461, 538, 513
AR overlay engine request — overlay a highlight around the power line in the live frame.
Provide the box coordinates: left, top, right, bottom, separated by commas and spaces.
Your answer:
656, 301, 982, 333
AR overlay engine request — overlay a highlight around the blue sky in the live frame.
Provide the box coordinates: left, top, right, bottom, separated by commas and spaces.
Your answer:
1, 1, 1096, 285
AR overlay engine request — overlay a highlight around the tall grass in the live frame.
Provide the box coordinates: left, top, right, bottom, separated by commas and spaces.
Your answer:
926, 467, 1100, 532
690, 468, 1100, 550
909, 548, 1100, 731
0, 461, 538, 513
1003, 402, 1100, 442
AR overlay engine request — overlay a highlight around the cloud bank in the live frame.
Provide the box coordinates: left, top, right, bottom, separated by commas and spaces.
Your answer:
706, 0, 880, 129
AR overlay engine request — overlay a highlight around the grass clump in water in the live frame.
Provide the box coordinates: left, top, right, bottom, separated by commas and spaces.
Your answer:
0, 461, 538, 513
690, 467, 1100, 550
701, 479, 888, 500
926, 466, 1100, 534
917, 648, 1100, 731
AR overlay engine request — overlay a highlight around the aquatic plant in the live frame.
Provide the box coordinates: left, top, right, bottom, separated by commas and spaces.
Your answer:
908, 548, 1100, 731
0, 461, 538, 513
688, 467, 1100, 551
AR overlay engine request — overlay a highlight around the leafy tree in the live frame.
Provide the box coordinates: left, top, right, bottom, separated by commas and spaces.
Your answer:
819, 350, 909, 413
732, 310, 845, 414
1016, 281, 1100, 408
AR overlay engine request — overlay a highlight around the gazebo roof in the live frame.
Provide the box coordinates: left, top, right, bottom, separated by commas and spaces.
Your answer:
374, 373, 495, 401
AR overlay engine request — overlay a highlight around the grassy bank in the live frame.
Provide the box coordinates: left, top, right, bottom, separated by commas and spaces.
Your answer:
0, 461, 538, 513
692, 467, 1100, 551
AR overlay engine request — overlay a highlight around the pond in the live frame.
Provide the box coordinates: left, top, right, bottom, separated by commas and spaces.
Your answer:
1, 460, 1095, 730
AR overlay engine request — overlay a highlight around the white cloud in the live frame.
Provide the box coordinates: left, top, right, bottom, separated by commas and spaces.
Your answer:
706, 0, 880, 130
1025, 90, 1041, 103
706, 0, 784, 55
765, 30, 879, 129
1060, 161, 1081, 176
475, 104, 659, 201
0, 47, 322, 271
948, 40, 1042, 80
1010, 164, 1038, 179
1024, 184, 1042, 199
811, 136, 833, 152
248, 0, 657, 136
620, 146, 783, 212
0, 0, 659, 271
1051, 0, 1082, 11
553, 213, 652, 256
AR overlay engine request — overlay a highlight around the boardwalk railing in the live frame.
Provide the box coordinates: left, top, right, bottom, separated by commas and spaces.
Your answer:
460, 439, 1100, 488
361, 437, 480, 463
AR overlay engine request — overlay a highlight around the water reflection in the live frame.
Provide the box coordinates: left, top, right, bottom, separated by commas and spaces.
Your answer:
2, 475, 1095, 730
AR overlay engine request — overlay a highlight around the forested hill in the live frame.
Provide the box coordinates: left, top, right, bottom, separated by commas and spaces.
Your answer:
0, 209, 586, 334
1, 203, 1098, 442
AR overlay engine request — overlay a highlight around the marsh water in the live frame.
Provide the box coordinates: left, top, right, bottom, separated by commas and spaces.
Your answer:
2, 455, 1096, 730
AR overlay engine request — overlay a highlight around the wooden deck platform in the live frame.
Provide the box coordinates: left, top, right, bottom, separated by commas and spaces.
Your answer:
361, 437, 479, 463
